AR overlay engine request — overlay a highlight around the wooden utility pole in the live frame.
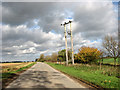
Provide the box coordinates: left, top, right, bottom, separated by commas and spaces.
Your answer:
64, 23, 68, 66
69, 21, 74, 65
61, 22, 68, 66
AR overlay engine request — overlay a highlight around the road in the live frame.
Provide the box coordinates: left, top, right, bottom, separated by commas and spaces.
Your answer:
6, 62, 87, 88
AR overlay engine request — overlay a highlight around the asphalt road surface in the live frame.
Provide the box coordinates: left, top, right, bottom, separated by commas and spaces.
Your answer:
6, 62, 87, 88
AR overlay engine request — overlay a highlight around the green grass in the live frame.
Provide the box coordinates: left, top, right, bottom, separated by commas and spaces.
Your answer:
47, 62, 119, 88
97, 58, 119, 65
102, 58, 119, 64
2, 62, 36, 79
14, 62, 36, 72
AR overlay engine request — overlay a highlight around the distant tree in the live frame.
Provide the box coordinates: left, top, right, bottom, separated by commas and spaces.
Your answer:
77, 46, 102, 64
58, 49, 72, 62
38, 54, 45, 62
40, 54, 44, 59
58, 49, 66, 62
102, 35, 118, 66
68, 49, 72, 63
44, 55, 51, 61
51, 53, 58, 62
35, 58, 39, 62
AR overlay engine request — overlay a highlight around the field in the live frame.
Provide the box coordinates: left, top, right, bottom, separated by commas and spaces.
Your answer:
101, 58, 119, 65
0, 63, 24, 67
47, 62, 119, 88
1, 62, 36, 88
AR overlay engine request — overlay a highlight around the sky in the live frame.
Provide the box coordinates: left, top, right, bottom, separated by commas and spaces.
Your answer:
0, 0, 119, 62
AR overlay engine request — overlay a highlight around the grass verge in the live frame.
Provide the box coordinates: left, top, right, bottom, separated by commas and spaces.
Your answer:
46, 62, 119, 88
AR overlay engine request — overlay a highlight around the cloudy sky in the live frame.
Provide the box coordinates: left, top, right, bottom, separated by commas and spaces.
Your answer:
1, 0, 118, 62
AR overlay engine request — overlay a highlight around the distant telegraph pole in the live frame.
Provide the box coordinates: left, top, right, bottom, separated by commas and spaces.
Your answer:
61, 22, 69, 66
69, 21, 74, 65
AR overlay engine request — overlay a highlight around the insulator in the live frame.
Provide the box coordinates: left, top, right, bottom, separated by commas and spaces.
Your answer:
69, 21, 72, 23
67, 31, 71, 35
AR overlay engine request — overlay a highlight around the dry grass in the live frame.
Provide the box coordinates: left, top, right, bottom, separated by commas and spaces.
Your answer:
0, 63, 23, 66
2, 62, 36, 88
1, 62, 33, 73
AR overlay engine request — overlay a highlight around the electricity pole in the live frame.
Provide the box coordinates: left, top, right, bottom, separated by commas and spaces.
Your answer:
61, 22, 68, 66
69, 21, 74, 65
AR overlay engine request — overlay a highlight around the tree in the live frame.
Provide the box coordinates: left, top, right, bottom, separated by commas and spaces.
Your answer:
58, 49, 72, 63
74, 53, 80, 63
38, 54, 45, 62
35, 58, 39, 62
44, 55, 51, 61
99, 50, 105, 70
51, 53, 58, 62
102, 35, 118, 66
58, 49, 66, 62
68, 49, 72, 63
77, 46, 102, 64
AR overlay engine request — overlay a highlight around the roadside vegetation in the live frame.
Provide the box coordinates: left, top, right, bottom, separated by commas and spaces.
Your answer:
1, 62, 36, 88
97, 58, 119, 65
36, 35, 119, 88
2, 62, 36, 79
47, 62, 119, 88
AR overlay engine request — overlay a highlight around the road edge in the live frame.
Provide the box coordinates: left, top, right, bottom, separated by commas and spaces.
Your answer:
45, 62, 104, 89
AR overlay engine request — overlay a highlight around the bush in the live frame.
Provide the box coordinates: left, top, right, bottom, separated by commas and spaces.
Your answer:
77, 46, 102, 63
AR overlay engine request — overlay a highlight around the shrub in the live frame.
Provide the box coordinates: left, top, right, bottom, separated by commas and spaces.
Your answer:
77, 46, 102, 63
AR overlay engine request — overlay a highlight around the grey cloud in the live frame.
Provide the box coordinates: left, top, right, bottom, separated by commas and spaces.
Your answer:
1, 2, 118, 61
2, 2, 117, 34
2, 24, 64, 60
2, 2, 56, 26
2, 2, 77, 32
2, 25, 51, 47
72, 2, 118, 40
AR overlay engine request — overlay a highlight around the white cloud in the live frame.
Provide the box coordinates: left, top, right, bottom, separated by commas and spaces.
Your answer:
1, 2, 118, 61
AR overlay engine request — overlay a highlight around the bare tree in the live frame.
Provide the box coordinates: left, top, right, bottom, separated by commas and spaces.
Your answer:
102, 35, 118, 66
39, 54, 44, 62
51, 53, 58, 62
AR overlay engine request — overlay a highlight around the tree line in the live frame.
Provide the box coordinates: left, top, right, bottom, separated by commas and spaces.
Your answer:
36, 35, 119, 66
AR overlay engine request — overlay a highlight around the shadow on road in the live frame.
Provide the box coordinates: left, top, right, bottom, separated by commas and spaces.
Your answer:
4, 63, 86, 89
6, 70, 66, 88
